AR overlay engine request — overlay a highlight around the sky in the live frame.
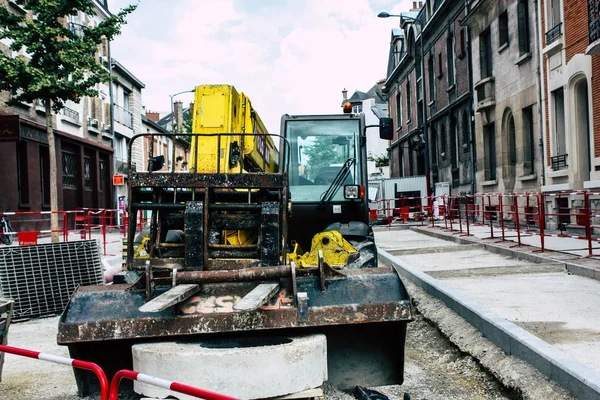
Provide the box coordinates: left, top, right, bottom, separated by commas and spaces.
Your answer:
108, 0, 416, 133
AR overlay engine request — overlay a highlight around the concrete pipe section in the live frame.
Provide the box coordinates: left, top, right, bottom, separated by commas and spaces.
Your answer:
132, 334, 328, 400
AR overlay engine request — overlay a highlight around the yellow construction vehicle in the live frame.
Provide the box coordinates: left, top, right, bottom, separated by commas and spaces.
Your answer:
58, 84, 414, 397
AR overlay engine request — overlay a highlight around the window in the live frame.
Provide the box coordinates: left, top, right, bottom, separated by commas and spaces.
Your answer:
462, 111, 470, 152
431, 127, 438, 166
460, 29, 466, 56
480, 28, 493, 78
406, 79, 412, 121
522, 106, 535, 175
62, 151, 77, 189
553, 88, 566, 155
99, 159, 106, 192
123, 91, 130, 112
484, 123, 497, 180
40, 147, 50, 206
396, 91, 403, 128
499, 11, 509, 47
518, 0, 530, 54
17, 141, 29, 205
551, 0, 561, 27
447, 32, 455, 86
428, 55, 435, 99
84, 156, 92, 190
352, 104, 362, 114
440, 124, 447, 156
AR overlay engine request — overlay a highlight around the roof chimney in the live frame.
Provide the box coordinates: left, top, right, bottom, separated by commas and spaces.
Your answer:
413, 1, 417, 8
145, 111, 160, 122
418, 1, 423, 8
342, 88, 348, 101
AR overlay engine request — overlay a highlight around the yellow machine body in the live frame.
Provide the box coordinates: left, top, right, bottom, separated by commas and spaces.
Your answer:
189, 84, 279, 174
288, 230, 358, 268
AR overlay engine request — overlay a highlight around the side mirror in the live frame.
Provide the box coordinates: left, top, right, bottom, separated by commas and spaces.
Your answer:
148, 155, 165, 172
379, 117, 394, 140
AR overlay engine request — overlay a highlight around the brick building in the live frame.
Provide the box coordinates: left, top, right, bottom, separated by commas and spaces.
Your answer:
0, 0, 117, 231
463, 0, 543, 195
540, 0, 599, 195
382, 0, 475, 196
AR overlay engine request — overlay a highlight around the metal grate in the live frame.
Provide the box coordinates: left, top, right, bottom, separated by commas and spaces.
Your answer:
0, 240, 103, 319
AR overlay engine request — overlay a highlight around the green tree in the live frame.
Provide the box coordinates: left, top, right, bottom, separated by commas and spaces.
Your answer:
0, 0, 136, 241
368, 152, 390, 167
302, 136, 345, 180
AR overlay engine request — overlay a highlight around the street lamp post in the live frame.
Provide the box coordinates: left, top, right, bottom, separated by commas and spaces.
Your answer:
378, 11, 431, 198
169, 89, 195, 172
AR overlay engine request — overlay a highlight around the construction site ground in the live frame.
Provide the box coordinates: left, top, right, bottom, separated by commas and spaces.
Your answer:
1, 223, 599, 399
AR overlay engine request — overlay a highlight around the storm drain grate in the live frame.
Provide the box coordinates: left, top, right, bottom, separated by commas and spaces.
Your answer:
0, 240, 104, 319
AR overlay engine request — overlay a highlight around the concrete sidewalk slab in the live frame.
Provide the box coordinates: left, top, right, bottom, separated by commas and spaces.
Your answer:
375, 227, 600, 400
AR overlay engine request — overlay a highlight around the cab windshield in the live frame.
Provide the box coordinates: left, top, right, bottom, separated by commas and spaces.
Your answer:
286, 119, 361, 202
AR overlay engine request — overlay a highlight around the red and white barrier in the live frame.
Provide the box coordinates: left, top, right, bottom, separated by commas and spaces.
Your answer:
0, 344, 109, 400
0, 344, 238, 400
109, 369, 239, 400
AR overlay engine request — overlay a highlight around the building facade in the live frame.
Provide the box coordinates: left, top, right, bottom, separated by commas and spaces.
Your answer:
383, 1, 475, 197
0, 0, 117, 231
463, 0, 543, 196
341, 83, 390, 179
540, 0, 599, 194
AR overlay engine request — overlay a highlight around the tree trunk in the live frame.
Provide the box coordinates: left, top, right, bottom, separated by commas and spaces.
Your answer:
46, 99, 59, 243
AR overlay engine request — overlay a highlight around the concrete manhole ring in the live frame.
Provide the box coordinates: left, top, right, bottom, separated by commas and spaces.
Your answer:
132, 333, 328, 400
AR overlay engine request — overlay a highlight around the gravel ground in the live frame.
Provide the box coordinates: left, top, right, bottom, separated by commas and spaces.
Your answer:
0, 280, 576, 400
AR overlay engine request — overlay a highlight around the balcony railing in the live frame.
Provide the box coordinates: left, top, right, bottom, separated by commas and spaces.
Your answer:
62, 106, 80, 122
551, 153, 568, 171
113, 103, 133, 129
590, 0, 600, 44
474, 77, 495, 110
546, 23, 563, 46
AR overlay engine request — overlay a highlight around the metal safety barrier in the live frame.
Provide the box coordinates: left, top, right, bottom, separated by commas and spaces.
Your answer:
0, 344, 239, 400
372, 190, 600, 258
109, 369, 239, 400
0, 344, 109, 400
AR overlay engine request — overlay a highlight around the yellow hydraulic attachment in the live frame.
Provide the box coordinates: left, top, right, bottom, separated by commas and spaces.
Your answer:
288, 231, 358, 268
189, 84, 278, 174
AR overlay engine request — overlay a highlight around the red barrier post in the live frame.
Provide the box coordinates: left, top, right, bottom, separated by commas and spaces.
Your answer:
585, 191, 593, 257
431, 196, 436, 228
497, 195, 506, 242
63, 211, 68, 242
463, 199, 472, 237
537, 193, 546, 253
102, 210, 107, 256
442, 195, 448, 229
487, 195, 495, 239
109, 369, 239, 400
513, 194, 523, 247
0, 344, 109, 400
457, 196, 463, 234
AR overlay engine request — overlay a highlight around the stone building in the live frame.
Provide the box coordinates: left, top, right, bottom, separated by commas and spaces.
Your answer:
463, 0, 543, 196
540, 0, 600, 193
382, 0, 475, 196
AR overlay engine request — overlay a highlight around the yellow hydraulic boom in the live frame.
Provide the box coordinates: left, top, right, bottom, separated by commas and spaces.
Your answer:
189, 84, 278, 173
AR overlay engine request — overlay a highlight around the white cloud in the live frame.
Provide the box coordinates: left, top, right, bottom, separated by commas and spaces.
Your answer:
109, 0, 417, 132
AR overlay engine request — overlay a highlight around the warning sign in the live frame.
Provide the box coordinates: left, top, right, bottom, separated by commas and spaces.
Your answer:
113, 175, 124, 185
